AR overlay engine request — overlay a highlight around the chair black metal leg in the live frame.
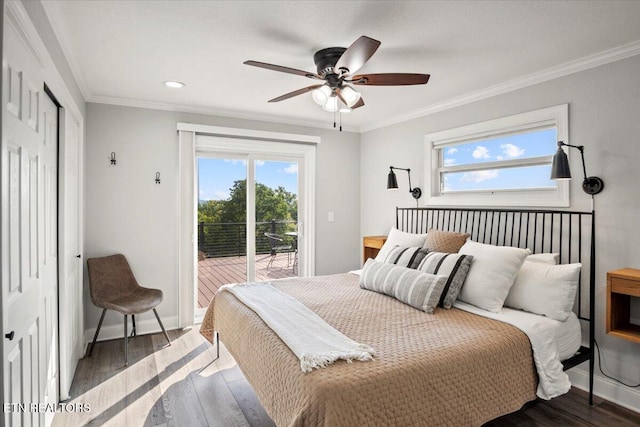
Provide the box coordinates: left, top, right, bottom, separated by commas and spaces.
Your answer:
124, 315, 129, 366
267, 253, 274, 270
131, 315, 136, 337
88, 309, 107, 356
153, 308, 171, 345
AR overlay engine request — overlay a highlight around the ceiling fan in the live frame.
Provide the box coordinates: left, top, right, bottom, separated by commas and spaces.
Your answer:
244, 35, 430, 115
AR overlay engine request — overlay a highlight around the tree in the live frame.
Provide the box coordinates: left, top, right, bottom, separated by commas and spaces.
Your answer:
197, 199, 224, 223
197, 179, 298, 256
218, 180, 296, 223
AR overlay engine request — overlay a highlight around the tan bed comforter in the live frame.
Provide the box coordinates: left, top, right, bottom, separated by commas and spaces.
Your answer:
200, 273, 537, 426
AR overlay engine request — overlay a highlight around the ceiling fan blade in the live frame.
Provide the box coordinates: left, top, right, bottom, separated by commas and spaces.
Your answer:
244, 60, 322, 80
351, 97, 365, 109
334, 36, 381, 76
268, 84, 324, 102
349, 73, 430, 86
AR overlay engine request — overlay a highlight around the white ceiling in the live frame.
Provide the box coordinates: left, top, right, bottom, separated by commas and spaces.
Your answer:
43, 0, 640, 132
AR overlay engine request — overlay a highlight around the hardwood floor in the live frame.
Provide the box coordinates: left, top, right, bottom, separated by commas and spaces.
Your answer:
55, 327, 640, 426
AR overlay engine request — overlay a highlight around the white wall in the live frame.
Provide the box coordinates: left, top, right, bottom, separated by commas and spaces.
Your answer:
361, 55, 640, 410
84, 103, 361, 337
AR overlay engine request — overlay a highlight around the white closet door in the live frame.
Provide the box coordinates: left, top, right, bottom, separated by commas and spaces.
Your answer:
2, 19, 58, 427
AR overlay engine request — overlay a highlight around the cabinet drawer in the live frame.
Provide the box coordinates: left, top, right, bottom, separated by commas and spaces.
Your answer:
611, 277, 640, 297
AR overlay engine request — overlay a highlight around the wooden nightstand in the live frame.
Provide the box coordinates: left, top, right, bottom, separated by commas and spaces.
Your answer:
363, 235, 387, 264
606, 268, 640, 343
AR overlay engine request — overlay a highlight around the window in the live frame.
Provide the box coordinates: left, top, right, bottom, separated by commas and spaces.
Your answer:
425, 104, 569, 207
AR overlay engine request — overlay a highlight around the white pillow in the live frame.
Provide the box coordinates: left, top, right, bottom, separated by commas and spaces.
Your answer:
505, 261, 581, 321
374, 228, 428, 262
457, 240, 529, 313
526, 253, 559, 265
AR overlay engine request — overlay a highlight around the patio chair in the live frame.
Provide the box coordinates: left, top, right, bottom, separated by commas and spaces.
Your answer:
86, 254, 171, 366
264, 232, 293, 269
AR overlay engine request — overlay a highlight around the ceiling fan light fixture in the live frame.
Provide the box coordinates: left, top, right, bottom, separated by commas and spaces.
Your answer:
311, 85, 331, 105
341, 85, 361, 107
322, 95, 339, 112
339, 107, 352, 113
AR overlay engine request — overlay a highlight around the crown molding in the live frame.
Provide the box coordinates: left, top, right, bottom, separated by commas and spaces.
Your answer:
89, 94, 361, 133
7, 0, 83, 121
40, 0, 93, 101
360, 39, 640, 133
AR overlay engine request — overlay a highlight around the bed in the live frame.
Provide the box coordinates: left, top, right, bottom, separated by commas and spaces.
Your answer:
200, 207, 595, 426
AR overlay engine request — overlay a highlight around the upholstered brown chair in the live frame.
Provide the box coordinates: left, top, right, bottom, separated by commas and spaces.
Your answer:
86, 254, 171, 365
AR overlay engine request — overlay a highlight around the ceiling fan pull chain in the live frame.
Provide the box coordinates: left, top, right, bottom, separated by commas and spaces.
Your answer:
339, 111, 343, 132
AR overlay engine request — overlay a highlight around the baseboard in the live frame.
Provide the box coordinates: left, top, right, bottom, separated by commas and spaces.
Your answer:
83, 315, 179, 346
568, 366, 640, 414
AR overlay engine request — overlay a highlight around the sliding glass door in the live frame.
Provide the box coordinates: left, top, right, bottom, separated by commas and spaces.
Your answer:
254, 159, 299, 281
196, 154, 301, 311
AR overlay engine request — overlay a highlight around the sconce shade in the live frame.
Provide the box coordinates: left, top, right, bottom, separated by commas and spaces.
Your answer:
550, 146, 571, 179
550, 141, 604, 195
387, 169, 398, 190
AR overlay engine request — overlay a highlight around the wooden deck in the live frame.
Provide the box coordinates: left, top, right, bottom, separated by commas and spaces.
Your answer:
198, 253, 297, 308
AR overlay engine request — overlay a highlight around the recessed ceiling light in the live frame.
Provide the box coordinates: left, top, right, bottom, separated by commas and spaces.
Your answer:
163, 81, 185, 89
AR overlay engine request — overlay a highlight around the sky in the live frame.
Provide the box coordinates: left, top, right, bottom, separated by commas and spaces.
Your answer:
442, 129, 557, 191
198, 158, 298, 201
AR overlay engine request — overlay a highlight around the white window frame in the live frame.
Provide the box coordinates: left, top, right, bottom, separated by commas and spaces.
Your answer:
424, 104, 569, 207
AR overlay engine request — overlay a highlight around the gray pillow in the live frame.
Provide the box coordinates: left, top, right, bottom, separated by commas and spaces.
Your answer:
360, 259, 447, 314
416, 252, 474, 309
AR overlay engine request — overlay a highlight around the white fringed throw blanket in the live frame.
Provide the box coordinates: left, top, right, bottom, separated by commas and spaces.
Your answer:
220, 282, 376, 372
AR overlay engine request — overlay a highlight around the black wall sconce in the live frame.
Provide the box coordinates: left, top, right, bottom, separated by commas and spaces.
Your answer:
550, 141, 604, 195
110, 152, 116, 166
155, 172, 161, 184
387, 166, 422, 199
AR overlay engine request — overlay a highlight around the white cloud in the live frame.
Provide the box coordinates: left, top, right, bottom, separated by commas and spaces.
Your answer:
496, 155, 504, 160
472, 146, 490, 159
501, 143, 525, 158
255, 160, 265, 167
444, 158, 456, 166
460, 170, 499, 183
223, 159, 247, 166
199, 189, 230, 201
446, 147, 458, 155
283, 163, 298, 174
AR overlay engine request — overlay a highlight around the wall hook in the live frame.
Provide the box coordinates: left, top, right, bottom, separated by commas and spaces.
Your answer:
155, 172, 161, 184
110, 152, 116, 166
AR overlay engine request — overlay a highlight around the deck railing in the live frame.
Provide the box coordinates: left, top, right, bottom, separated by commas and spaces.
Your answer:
198, 220, 297, 258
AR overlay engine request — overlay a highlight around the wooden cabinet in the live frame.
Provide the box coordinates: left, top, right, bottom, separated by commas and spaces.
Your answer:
606, 268, 640, 343
363, 236, 387, 264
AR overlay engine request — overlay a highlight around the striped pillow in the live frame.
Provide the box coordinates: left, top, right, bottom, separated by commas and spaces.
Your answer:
416, 252, 474, 309
360, 259, 447, 314
383, 246, 430, 269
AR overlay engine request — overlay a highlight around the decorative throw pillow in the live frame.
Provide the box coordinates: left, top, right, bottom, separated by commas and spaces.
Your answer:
416, 252, 474, 309
424, 229, 470, 253
360, 259, 447, 314
526, 253, 560, 265
374, 228, 428, 262
505, 261, 581, 321
457, 240, 529, 313
383, 246, 430, 269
